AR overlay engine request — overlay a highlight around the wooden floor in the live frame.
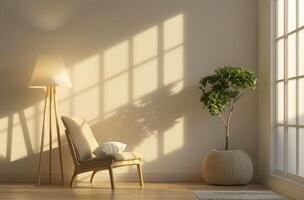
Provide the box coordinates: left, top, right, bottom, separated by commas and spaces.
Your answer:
0, 182, 283, 200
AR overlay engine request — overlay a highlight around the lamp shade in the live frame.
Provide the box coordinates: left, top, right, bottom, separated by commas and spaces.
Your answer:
29, 55, 72, 87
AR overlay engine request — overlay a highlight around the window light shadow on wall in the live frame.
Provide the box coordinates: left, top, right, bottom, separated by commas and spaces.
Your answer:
0, 14, 185, 168
0, 111, 35, 162
0, 117, 9, 160
104, 41, 129, 115
133, 26, 158, 100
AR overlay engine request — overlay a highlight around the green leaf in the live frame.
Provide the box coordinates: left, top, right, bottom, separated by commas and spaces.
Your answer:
199, 66, 257, 116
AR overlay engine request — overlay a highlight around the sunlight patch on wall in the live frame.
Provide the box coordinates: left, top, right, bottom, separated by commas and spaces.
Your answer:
133, 59, 158, 99
0, 117, 9, 133
57, 67, 73, 105
57, 69, 73, 119
57, 89, 72, 104
163, 14, 184, 95
0, 117, 8, 159
57, 55, 101, 121
58, 99, 72, 118
36, 94, 48, 113
10, 114, 28, 162
22, 102, 60, 153
133, 134, 158, 162
164, 47, 184, 86
73, 86, 99, 122
133, 26, 158, 65
104, 73, 129, 114
24, 105, 43, 152
23, 116, 39, 152
164, 117, 184, 155
23, 100, 63, 152
24, 104, 36, 119
36, 99, 56, 151
104, 41, 129, 79
72, 55, 100, 93
164, 14, 184, 51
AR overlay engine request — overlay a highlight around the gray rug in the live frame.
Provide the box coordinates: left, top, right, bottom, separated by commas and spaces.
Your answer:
193, 191, 284, 200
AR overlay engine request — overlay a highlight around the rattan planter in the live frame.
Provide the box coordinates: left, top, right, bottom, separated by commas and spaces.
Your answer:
202, 149, 253, 185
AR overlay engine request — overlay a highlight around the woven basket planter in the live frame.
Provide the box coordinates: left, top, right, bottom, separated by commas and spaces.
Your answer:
202, 149, 253, 185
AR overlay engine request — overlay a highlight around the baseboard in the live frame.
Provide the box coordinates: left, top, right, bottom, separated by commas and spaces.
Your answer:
0, 172, 203, 184
263, 175, 304, 200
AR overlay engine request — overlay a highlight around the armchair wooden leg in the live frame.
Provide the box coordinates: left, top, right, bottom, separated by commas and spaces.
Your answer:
70, 171, 77, 187
137, 163, 144, 187
108, 167, 115, 190
90, 170, 97, 183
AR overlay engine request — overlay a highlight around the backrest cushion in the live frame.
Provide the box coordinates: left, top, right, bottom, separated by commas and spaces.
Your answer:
61, 116, 99, 162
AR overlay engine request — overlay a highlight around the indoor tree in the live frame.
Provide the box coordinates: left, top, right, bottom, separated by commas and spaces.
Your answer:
199, 66, 257, 150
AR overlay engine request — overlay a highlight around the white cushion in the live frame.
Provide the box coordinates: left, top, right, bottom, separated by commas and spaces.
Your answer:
62, 116, 98, 162
93, 141, 127, 158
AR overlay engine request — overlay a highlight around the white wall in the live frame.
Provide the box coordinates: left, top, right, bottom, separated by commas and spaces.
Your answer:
0, 0, 258, 183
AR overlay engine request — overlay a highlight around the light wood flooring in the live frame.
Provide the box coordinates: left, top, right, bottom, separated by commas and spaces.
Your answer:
0, 182, 285, 200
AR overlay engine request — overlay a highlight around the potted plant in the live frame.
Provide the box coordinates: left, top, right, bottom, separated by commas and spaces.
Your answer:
199, 66, 257, 185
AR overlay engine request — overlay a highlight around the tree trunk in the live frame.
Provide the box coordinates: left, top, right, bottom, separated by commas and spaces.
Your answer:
225, 127, 229, 150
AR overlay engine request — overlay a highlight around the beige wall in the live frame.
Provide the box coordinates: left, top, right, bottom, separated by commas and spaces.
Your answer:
0, 0, 258, 183
258, 0, 273, 180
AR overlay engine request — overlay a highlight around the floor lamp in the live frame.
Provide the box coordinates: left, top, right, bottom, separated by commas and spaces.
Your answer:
29, 55, 72, 185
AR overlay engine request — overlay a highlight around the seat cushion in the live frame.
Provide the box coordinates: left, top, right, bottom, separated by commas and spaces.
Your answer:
81, 152, 142, 165
61, 116, 99, 162
110, 152, 142, 161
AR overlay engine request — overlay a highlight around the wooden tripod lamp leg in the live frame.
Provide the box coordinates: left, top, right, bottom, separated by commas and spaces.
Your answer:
37, 87, 49, 186
36, 86, 65, 185
53, 87, 64, 185
49, 86, 53, 184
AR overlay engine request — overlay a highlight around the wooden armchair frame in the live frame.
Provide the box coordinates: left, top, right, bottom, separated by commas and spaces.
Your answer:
62, 120, 144, 189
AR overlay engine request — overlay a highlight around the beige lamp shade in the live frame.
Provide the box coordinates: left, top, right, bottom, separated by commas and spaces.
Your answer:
29, 55, 72, 87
